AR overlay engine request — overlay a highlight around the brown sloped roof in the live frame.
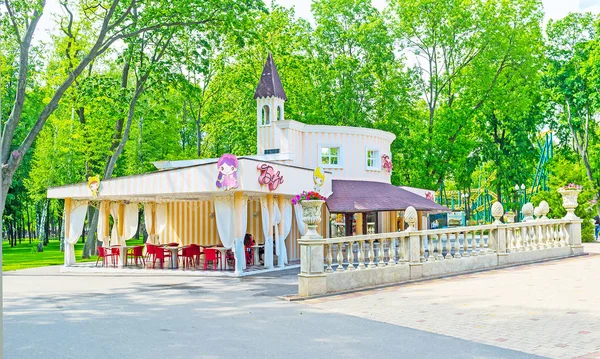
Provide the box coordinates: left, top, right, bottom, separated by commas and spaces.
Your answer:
254, 53, 287, 100
326, 180, 450, 213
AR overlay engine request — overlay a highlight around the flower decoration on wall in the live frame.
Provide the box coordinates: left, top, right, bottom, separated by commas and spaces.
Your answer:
87, 175, 100, 198
561, 183, 583, 191
291, 191, 327, 205
257, 163, 284, 191
381, 154, 393, 173
425, 191, 435, 201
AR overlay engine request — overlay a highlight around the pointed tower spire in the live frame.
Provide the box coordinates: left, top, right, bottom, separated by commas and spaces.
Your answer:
254, 53, 287, 101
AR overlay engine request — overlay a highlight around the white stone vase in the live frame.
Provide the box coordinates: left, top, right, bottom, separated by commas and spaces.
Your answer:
558, 188, 581, 220
504, 213, 515, 223
301, 200, 325, 238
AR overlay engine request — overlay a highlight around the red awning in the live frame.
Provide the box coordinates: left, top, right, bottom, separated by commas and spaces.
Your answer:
326, 180, 450, 213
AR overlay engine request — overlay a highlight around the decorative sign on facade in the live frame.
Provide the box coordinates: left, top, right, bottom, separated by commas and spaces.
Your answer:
313, 167, 325, 193
216, 154, 239, 190
87, 175, 101, 198
382, 154, 393, 173
257, 163, 284, 191
425, 191, 435, 201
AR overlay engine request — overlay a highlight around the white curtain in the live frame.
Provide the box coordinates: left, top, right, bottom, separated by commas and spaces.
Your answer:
109, 203, 120, 246
260, 197, 273, 268
143, 203, 156, 244
278, 201, 293, 265
273, 203, 282, 267
155, 203, 168, 243
97, 203, 109, 247
122, 203, 139, 244
214, 195, 235, 249
64, 201, 88, 266
294, 203, 307, 237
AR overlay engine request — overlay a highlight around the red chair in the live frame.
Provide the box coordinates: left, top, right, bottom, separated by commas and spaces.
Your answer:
179, 247, 195, 270
245, 244, 254, 266
189, 244, 203, 267
153, 249, 169, 269
203, 248, 221, 270
127, 246, 145, 267
96, 247, 114, 267
111, 247, 120, 267
145, 243, 156, 262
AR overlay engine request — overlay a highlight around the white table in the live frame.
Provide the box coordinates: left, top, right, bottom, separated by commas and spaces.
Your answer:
251, 245, 264, 266
112, 245, 137, 268
213, 247, 230, 270
165, 246, 181, 269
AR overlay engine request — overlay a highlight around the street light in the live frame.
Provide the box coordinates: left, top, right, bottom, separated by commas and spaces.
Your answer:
461, 192, 470, 222
515, 183, 526, 221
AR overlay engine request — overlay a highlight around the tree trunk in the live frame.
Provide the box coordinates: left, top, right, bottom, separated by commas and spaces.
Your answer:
82, 207, 98, 258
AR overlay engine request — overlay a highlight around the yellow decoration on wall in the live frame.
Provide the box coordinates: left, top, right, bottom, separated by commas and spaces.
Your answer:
87, 175, 100, 198
313, 167, 325, 193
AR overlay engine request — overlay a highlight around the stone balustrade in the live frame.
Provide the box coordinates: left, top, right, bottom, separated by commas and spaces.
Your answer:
298, 199, 584, 297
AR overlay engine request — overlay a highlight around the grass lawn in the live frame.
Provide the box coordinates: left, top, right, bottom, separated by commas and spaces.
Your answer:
2, 238, 145, 271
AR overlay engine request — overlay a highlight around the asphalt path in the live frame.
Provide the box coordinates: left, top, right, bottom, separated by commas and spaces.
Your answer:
3, 265, 545, 359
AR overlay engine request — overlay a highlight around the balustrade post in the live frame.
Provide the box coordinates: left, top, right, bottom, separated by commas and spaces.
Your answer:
298, 238, 327, 297
404, 206, 423, 279
566, 219, 584, 255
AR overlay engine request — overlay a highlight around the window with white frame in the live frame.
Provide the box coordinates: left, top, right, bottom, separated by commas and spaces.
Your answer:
366, 149, 380, 170
320, 146, 342, 167
261, 105, 270, 126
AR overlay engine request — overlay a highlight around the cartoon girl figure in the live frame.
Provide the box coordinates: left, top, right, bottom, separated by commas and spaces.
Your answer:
216, 154, 239, 190
87, 175, 100, 198
313, 166, 325, 193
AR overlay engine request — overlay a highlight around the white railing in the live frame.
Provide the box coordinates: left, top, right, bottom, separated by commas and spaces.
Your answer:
298, 201, 584, 297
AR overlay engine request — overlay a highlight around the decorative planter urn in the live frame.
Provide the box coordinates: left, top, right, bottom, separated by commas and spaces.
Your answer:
301, 200, 325, 238
558, 188, 581, 220
504, 213, 515, 223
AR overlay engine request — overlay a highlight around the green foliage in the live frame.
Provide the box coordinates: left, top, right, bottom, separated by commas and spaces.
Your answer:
531, 153, 596, 242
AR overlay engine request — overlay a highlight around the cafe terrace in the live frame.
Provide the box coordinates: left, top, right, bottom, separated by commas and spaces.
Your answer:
47, 54, 447, 275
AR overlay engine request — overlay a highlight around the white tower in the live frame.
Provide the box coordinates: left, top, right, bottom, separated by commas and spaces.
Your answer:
254, 54, 287, 155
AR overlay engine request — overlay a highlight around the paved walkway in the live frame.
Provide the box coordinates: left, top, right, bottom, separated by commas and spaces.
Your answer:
6, 266, 538, 358
304, 243, 600, 359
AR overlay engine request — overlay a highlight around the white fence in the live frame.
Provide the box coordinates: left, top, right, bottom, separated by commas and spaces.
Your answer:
298, 203, 583, 297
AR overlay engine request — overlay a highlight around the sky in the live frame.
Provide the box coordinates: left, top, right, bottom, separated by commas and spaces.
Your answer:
35, 0, 600, 46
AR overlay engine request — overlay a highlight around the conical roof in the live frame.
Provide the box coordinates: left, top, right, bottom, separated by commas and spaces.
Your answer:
254, 53, 287, 101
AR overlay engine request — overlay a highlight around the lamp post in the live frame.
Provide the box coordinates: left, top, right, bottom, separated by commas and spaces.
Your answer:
461, 192, 470, 223
514, 183, 526, 221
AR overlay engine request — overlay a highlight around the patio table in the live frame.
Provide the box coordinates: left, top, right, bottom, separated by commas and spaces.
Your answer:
251, 245, 264, 266
165, 245, 184, 269
111, 245, 138, 268
213, 247, 230, 270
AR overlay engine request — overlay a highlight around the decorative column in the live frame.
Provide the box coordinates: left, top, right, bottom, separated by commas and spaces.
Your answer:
405, 206, 423, 280
298, 198, 327, 297
558, 188, 584, 254
63, 198, 72, 266
491, 201, 507, 264
233, 192, 245, 275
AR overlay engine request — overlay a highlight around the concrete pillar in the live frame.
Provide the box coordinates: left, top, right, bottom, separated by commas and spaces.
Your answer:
566, 219, 584, 255
64, 199, 72, 266
404, 206, 423, 279
277, 195, 286, 268
234, 192, 245, 274
298, 238, 327, 297
355, 213, 363, 235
